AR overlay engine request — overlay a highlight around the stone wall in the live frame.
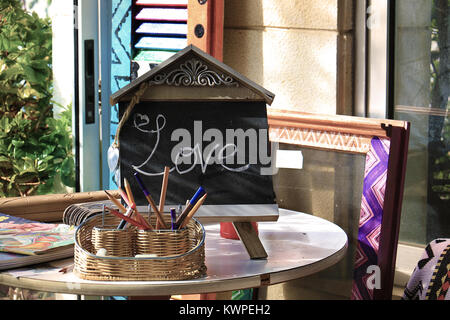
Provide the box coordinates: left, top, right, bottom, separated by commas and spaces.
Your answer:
223, 0, 343, 115
222, 0, 356, 299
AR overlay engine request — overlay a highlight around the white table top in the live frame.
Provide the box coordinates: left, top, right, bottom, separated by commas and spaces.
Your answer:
0, 209, 348, 296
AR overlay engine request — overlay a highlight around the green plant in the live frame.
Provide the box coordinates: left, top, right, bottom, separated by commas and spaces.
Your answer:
0, 0, 74, 197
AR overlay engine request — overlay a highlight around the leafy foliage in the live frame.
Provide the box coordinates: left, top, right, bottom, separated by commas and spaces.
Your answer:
0, 0, 74, 197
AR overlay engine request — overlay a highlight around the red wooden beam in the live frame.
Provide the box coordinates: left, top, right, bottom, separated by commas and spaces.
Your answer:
187, 0, 224, 61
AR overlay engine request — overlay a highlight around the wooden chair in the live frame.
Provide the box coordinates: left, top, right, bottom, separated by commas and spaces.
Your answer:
267, 109, 410, 300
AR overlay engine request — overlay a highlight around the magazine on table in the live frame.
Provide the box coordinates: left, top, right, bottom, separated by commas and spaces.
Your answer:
0, 213, 75, 271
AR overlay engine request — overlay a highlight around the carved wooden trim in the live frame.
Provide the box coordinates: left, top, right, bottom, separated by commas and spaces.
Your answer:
267, 109, 408, 151
148, 58, 239, 88
269, 125, 372, 154
110, 46, 275, 106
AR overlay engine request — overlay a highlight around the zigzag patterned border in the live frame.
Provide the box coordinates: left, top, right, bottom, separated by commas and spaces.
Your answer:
269, 126, 372, 154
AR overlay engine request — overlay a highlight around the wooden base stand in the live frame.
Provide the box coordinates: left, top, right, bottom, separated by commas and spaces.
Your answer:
232, 222, 268, 260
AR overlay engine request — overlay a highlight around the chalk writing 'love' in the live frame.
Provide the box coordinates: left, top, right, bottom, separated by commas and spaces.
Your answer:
131, 113, 273, 176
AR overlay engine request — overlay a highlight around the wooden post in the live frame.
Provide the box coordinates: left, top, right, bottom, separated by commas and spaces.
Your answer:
187, 0, 224, 61
233, 222, 268, 260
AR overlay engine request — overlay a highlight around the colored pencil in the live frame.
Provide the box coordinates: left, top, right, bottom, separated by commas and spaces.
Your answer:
134, 172, 168, 229
143, 191, 168, 229
117, 207, 134, 229
104, 190, 127, 213
124, 178, 136, 207
170, 208, 177, 230
175, 187, 205, 227
107, 207, 149, 230
132, 208, 154, 230
118, 187, 134, 209
122, 180, 153, 230
158, 166, 170, 228
117, 187, 134, 229
178, 193, 207, 229
159, 166, 170, 212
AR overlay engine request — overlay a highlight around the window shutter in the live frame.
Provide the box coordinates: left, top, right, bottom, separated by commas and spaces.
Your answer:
132, 0, 188, 78
108, 0, 224, 189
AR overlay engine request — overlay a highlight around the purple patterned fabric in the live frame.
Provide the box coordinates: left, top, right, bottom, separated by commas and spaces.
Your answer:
351, 137, 390, 300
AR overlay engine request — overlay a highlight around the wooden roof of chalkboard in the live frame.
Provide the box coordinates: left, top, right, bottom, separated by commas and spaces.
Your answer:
110, 45, 275, 106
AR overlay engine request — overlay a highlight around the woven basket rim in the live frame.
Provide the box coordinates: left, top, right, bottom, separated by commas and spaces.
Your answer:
74, 215, 206, 261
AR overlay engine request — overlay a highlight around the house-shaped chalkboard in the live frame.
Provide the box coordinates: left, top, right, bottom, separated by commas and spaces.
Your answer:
110, 45, 278, 223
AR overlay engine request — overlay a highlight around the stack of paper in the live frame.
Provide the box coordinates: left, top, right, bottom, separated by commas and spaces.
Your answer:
0, 213, 75, 271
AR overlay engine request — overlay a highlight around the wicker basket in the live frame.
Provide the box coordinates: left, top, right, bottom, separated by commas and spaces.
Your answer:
92, 227, 135, 257
73, 212, 207, 281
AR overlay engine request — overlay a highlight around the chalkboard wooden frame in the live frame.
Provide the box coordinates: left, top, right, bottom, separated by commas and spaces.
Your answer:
110, 45, 279, 226
111, 45, 274, 105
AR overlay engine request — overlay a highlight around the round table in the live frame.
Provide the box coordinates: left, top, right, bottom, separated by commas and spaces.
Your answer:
0, 209, 348, 296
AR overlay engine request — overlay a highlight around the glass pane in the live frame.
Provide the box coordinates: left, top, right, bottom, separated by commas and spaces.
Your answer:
272, 143, 366, 299
394, 0, 449, 244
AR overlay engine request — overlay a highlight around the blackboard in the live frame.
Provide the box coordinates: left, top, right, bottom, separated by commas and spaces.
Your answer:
119, 101, 277, 209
